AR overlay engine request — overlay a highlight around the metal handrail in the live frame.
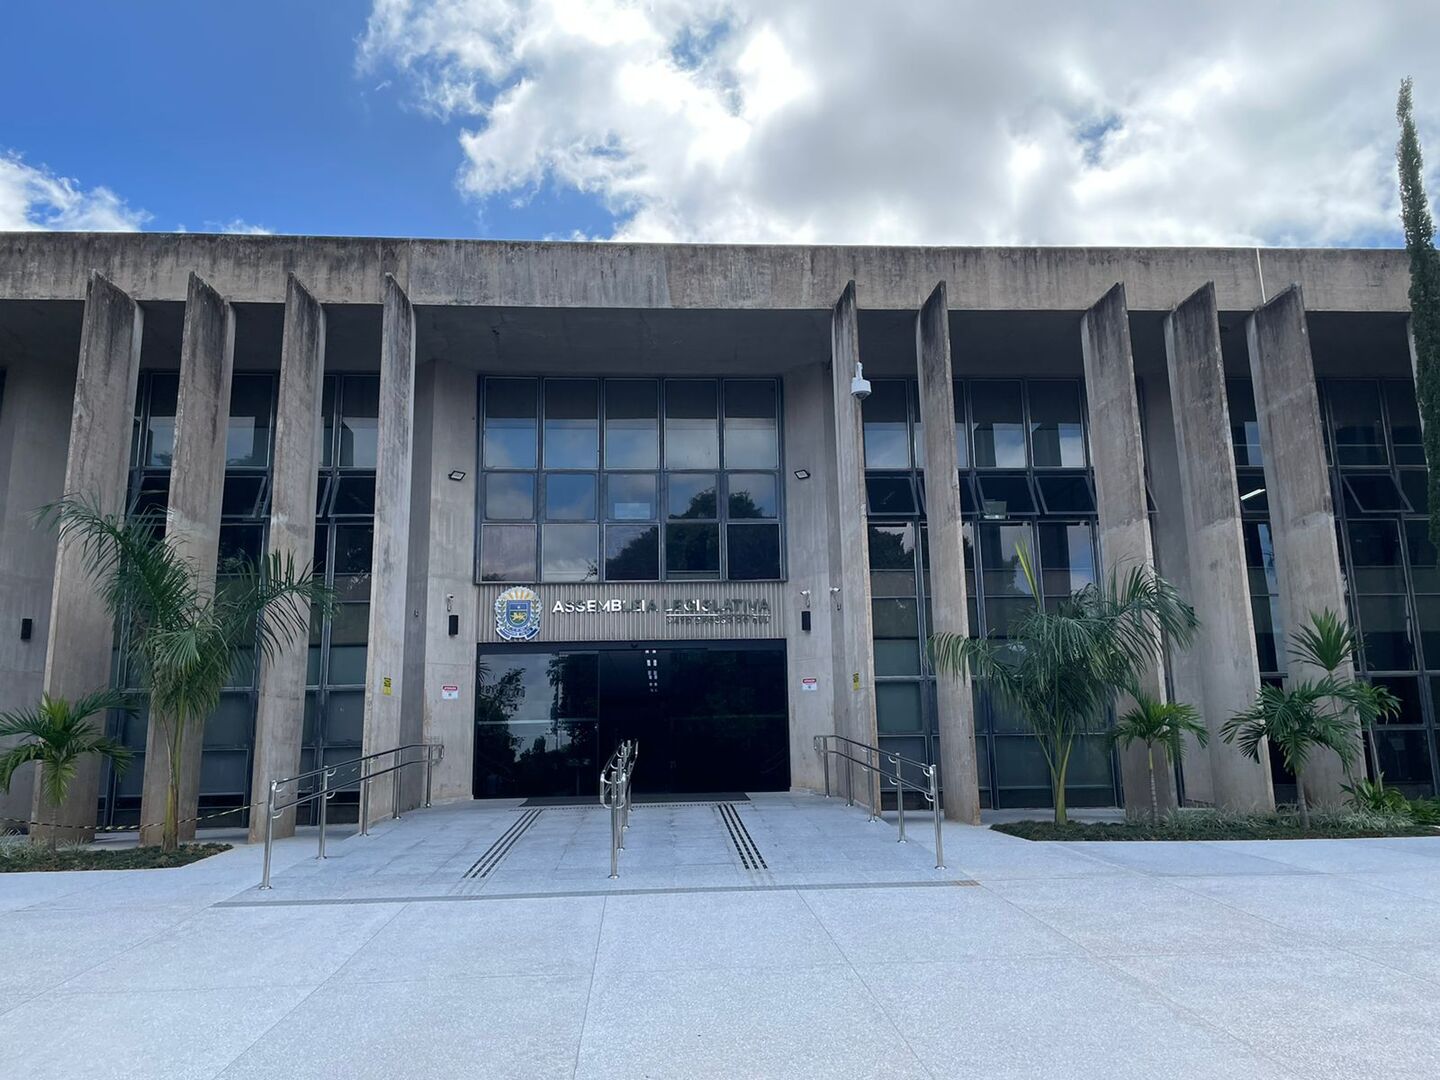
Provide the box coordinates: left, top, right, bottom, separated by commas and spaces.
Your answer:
599, 739, 638, 879
814, 734, 945, 869
259, 741, 444, 889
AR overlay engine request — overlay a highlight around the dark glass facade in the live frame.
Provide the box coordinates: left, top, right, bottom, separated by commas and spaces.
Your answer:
477, 377, 784, 584
862, 378, 1114, 810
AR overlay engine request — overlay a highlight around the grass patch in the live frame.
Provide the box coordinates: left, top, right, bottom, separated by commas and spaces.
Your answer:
0, 840, 231, 872
992, 808, 1439, 842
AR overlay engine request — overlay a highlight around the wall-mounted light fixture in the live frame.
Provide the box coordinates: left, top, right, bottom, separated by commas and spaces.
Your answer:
793, 469, 810, 480
448, 469, 467, 482
830, 586, 841, 611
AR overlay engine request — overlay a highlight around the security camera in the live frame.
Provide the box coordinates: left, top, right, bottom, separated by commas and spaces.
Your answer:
850, 361, 872, 400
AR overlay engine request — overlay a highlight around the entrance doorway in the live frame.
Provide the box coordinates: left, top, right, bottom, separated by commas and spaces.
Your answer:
474, 641, 789, 798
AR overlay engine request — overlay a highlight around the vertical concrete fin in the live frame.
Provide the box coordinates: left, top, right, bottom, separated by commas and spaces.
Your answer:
1080, 281, 1177, 816
249, 273, 327, 842
828, 280, 879, 800
915, 281, 980, 823
35, 270, 144, 843
140, 270, 237, 844
361, 274, 417, 823
1163, 282, 1274, 811
1245, 282, 1358, 805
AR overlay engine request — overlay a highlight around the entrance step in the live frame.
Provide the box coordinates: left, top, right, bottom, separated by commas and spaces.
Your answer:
519, 792, 750, 807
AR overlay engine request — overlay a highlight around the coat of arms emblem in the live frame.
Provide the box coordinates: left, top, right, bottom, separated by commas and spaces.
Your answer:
494, 586, 542, 641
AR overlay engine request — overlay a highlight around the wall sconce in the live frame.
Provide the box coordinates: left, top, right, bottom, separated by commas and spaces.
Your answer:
448, 470, 467, 482
830, 586, 841, 611
799, 590, 811, 633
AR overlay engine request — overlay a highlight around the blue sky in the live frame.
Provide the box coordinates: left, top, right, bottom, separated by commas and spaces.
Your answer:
2, 1, 1435, 247
0, 1, 614, 238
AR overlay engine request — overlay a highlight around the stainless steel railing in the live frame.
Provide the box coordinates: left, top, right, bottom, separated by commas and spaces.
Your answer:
599, 739, 638, 879
258, 741, 444, 889
814, 734, 945, 869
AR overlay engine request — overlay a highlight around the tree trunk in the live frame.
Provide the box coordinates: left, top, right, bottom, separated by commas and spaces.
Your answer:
1365, 723, 1384, 789
162, 713, 183, 853
1147, 744, 1158, 823
1052, 738, 1073, 825
1295, 772, 1310, 831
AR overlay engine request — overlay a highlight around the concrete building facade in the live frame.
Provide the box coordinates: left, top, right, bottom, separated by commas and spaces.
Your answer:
0, 234, 1429, 835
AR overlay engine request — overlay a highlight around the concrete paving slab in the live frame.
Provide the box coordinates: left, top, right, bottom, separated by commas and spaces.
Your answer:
0, 904, 200, 996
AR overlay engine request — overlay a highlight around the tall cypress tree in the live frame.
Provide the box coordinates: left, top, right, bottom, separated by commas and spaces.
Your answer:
1397, 78, 1440, 542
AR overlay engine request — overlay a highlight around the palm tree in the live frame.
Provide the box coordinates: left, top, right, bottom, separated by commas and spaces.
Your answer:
932, 544, 1197, 825
1109, 693, 1207, 822
1222, 609, 1391, 829
40, 496, 331, 852
0, 691, 135, 850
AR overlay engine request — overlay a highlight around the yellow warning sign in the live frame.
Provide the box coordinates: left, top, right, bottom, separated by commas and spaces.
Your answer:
852, 671, 861, 691
382, 676, 393, 696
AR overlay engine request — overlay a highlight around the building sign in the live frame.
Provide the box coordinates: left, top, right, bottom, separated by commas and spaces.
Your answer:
495, 586, 543, 641
801, 677, 818, 693
441, 684, 459, 701
549, 596, 772, 625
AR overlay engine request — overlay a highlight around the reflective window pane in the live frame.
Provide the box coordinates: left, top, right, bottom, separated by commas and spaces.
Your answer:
1357, 595, 1414, 670
1330, 381, 1388, 466
724, 380, 779, 468
484, 473, 535, 520
877, 682, 924, 733
227, 374, 274, 468
480, 524, 536, 582
1028, 382, 1085, 468
727, 473, 778, 518
665, 522, 720, 579
330, 474, 376, 516
1387, 381, 1425, 464
1343, 473, 1411, 513
1237, 469, 1269, 512
1347, 521, 1407, 593
977, 474, 1036, 516
606, 473, 658, 521
146, 373, 179, 467
339, 377, 380, 468
483, 378, 538, 469
544, 473, 597, 521
727, 524, 780, 580
605, 379, 659, 469
1227, 379, 1263, 467
1038, 524, 1095, 597
979, 524, 1035, 599
541, 523, 599, 582
952, 380, 970, 469
543, 379, 599, 469
605, 524, 659, 581
665, 381, 719, 469
971, 382, 1026, 468
1407, 520, 1440, 594
863, 380, 910, 468
1035, 474, 1095, 514
866, 474, 917, 516
668, 474, 717, 519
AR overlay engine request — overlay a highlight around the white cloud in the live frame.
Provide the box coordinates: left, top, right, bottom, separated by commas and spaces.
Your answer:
0, 151, 148, 231
208, 218, 274, 235
360, 0, 1440, 246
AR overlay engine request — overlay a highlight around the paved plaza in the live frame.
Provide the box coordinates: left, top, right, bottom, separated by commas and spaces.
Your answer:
4, 793, 1440, 1078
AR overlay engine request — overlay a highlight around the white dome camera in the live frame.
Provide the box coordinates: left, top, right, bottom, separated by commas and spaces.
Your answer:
850, 361, 872, 400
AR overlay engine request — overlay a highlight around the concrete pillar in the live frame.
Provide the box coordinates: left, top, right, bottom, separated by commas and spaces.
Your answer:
34, 272, 143, 844
408, 360, 476, 803
139, 272, 235, 845
1246, 284, 1359, 805
1163, 283, 1274, 811
828, 282, 879, 804
1080, 283, 1177, 817
360, 274, 416, 823
914, 283, 980, 824
783, 363, 839, 792
0, 343, 78, 828
248, 275, 326, 842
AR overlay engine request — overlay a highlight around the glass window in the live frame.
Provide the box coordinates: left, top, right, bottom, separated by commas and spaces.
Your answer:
863, 380, 911, 468
606, 473, 658, 521
330, 475, 376, 516
1330, 381, 1388, 466
977, 474, 1036, 517
1243, 522, 1279, 597
483, 379, 538, 469
541, 523, 598, 582
145, 373, 179, 467
665, 380, 719, 469
724, 380, 779, 468
1346, 520, 1406, 593
1227, 379, 1263, 467
605, 379, 659, 469
484, 473, 535, 521
320, 377, 336, 469
1251, 595, 1284, 675
1407, 521, 1440, 594
668, 474, 717, 519
226, 374, 273, 469
958, 475, 978, 515
979, 524, 1036, 600
866, 475, 917, 516
1237, 469, 1269, 512
1035, 474, 1095, 514
1400, 470, 1429, 515
877, 682, 924, 734
339, 378, 380, 468
543, 379, 599, 469
1387, 382, 1425, 465
971, 382, 1026, 468
605, 524, 659, 581
1357, 595, 1414, 670
221, 474, 266, 519
873, 596, 921, 676
544, 473, 597, 521
728, 524, 781, 580
911, 383, 926, 471
333, 524, 373, 601
1028, 382, 1085, 468
1038, 524, 1095, 597
1374, 722, 1434, 787
479, 524, 536, 582
727, 473, 778, 519
665, 522, 719, 579
952, 380, 970, 470
1343, 473, 1411, 514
